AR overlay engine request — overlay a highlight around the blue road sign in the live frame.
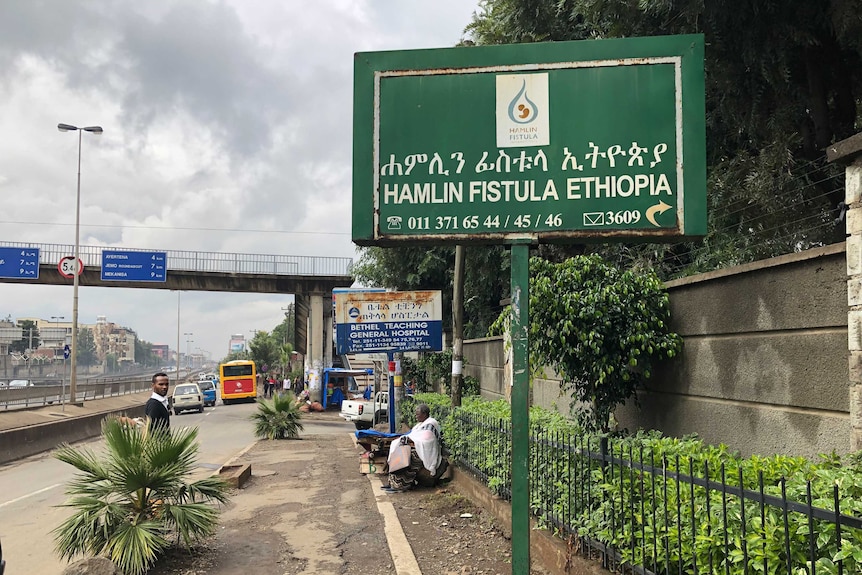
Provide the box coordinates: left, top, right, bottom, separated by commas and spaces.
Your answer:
0, 247, 40, 279
63, 344, 71, 360
101, 250, 167, 282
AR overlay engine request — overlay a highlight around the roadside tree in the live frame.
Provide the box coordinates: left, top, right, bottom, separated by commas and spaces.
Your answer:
9, 319, 40, 354
466, 0, 860, 277
493, 255, 682, 432
75, 327, 97, 368
248, 330, 280, 374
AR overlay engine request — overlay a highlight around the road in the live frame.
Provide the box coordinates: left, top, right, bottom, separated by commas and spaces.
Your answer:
0, 400, 274, 574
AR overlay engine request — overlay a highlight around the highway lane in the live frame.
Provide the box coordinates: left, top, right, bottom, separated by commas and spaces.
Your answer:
0, 400, 262, 574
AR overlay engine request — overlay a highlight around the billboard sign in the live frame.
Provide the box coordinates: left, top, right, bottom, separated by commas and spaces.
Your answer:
229, 334, 246, 353
334, 290, 443, 354
353, 34, 706, 245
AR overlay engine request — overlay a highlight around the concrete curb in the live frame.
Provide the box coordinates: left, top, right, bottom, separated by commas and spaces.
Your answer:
368, 475, 423, 575
448, 466, 608, 575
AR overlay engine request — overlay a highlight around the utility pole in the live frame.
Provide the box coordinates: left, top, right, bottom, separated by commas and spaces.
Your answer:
451, 245, 465, 406
26, 326, 33, 382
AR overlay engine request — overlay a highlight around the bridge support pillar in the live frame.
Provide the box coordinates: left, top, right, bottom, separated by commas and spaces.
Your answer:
306, 293, 327, 403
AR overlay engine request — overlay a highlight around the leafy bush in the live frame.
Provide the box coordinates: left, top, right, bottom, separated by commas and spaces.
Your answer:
251, 393, 304, 439
53, 417, 229, 575
445, 400, 862, 575
401, 353, 480, 396
529, 255, 682, 432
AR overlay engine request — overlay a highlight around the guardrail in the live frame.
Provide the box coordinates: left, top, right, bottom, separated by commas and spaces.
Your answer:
0, 379, 153, 410
0, 241, 353, 277
0, 370, 195, 410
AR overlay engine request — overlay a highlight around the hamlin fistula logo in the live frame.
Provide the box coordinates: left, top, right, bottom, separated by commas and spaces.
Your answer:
496, 73, 550, 148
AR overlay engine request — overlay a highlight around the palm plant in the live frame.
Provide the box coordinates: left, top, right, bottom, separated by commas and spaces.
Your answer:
251, 392, 304, 439
53, 417, 229, 575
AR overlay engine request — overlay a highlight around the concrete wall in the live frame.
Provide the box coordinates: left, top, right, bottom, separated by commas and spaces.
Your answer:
463, 243, 850, 458
0, 403, 146, 465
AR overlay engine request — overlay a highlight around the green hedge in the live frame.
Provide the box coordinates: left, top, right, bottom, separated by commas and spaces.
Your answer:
419, 395, 862, 575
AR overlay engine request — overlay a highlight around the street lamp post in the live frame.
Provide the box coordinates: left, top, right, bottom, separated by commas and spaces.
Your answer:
184, 332, 193, 373
175, 291, 181, 380
58, 123, 103, 404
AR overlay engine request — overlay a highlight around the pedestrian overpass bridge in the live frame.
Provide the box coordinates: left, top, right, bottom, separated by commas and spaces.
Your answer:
0, 241, 354, 380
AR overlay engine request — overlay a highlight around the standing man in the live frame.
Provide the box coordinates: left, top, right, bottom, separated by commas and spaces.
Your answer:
145, 372, 171, 432
283, 374, 291, 396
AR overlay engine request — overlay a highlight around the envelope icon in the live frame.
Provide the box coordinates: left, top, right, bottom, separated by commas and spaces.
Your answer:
583, 212, 605, 226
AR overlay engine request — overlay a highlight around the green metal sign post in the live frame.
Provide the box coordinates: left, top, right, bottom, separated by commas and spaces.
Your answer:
353, 34, 705, 573
510, 242, 531, 572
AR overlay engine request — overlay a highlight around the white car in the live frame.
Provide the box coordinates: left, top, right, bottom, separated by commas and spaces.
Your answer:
8, 380, 32, 388
171, 383, 204, 415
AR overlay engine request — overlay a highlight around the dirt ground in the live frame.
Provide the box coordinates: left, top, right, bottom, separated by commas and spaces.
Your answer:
149, 416, 551, 575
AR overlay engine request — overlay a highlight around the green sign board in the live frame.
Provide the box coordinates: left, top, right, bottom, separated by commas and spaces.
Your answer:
353, 35, 705, 245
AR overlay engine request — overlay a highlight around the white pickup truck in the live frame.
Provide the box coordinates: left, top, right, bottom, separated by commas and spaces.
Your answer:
339, 391, 389, 430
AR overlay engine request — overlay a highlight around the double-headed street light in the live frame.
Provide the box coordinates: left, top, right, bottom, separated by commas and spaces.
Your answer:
58, 123, 103, 403
184, 332, 193, 372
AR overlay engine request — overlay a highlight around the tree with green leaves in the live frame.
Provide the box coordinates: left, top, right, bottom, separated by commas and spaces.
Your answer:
526, 255, 682, 431
488, 255, 682, 429
353, 245, 509, 339
52, 417, 229, 575
134, 338, 159, 368
248, 331, 280, 374
75, 327, 97, 368
466, 0, 861, 278
10, 319, 39, 354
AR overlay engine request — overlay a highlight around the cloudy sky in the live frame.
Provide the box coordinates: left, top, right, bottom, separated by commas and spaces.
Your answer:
0, 0, 480, 363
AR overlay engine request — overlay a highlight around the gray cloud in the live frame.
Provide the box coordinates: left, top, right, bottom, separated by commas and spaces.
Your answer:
0, 0, 480, 357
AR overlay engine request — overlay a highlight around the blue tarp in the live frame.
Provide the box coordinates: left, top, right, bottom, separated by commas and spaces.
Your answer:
355, 430, 403, 439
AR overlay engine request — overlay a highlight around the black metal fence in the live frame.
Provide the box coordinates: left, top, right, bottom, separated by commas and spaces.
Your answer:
445, 411, 862, 575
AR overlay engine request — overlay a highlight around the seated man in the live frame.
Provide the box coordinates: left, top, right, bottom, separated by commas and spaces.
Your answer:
385, 403, 448, 492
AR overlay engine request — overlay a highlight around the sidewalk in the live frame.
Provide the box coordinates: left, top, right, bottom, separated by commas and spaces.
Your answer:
0, 395, 426, 575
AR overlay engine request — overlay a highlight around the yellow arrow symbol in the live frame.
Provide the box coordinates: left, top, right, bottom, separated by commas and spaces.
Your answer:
645, 200, 673, 227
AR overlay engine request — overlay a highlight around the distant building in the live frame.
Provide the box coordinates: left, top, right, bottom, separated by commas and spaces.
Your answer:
33, 318, 71, 359
0, 319, 20, 355
92, 315, 136, 365
151, 344, 171, 360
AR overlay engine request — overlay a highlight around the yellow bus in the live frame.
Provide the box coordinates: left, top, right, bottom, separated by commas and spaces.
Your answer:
219, 360, 257, 404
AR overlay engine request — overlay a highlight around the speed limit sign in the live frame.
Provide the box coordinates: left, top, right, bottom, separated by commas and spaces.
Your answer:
58, 256, 83, 278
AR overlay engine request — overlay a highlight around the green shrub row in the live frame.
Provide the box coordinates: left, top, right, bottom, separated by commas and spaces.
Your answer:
418, 394, 862, 575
